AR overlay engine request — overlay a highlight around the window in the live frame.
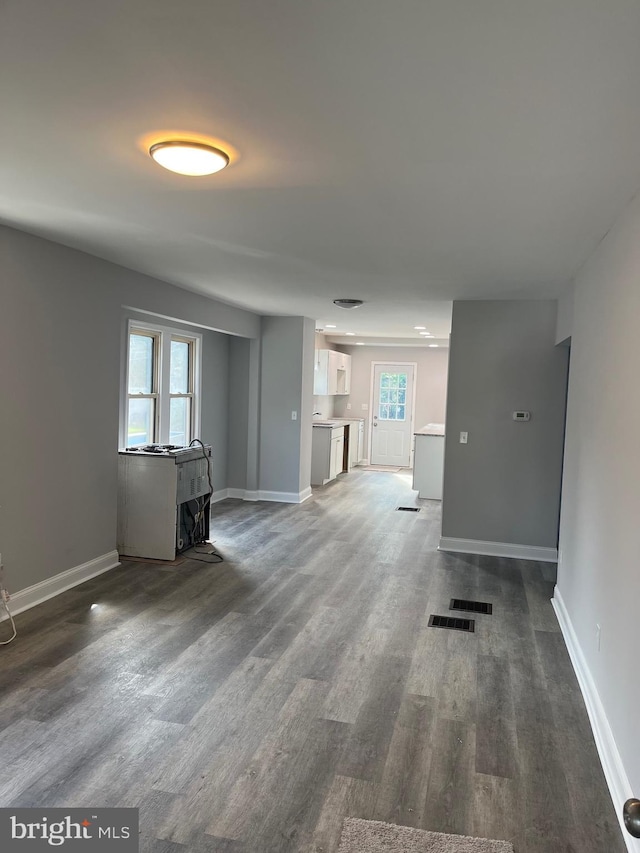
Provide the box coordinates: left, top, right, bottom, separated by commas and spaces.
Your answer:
378, 371, 407, 421
125, 322, 200, 447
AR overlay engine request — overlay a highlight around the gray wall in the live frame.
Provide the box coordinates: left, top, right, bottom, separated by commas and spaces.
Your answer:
0, 226, 258, 594
259, 316, 315, 496
442, 301, 568, 548
227, 336, 251, 491
557, 188, 640, 797
333, 345, 450, 459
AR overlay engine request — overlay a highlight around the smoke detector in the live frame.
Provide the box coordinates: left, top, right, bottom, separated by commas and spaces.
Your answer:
333, 299, 364, 309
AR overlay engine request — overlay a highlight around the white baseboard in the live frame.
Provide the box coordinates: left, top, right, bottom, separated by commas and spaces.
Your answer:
223, 487, 311, 504
210, 488, 230, 504
552, 588, 639, 852
0, 550, 120, 622
258, 488, 312, 503
438, 536, 558, 562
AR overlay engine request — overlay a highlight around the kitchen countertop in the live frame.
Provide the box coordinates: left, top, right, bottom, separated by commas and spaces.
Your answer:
414, 423, 445, 436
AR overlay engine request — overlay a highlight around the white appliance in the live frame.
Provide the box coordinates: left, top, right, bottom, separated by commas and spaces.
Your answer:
117, 444, 212, 560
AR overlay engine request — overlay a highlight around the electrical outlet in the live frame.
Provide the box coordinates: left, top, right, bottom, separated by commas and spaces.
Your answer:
291, 411, 297, 420
460, 431, 468, 444
346, 403, 352, 410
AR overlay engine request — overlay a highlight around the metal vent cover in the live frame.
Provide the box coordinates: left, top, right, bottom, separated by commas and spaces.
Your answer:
396, 506, 421, 512
428, 614, 475, 633
450, 598, 493, 615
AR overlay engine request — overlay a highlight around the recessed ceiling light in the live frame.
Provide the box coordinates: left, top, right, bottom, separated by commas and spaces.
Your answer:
325, 324, 337, 328
149, 140, 230, 176
345, 332, 356, 336
429, 344, 439, 347
419, 332, 433, 336
333, 299, 364, 309
414, 326, 426, 330
355, 342, 365, 345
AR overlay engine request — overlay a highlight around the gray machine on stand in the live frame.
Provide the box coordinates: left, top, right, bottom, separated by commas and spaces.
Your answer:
117, 444, 212, 560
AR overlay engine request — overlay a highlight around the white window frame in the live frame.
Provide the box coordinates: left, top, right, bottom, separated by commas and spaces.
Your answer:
124, 319, 202, 447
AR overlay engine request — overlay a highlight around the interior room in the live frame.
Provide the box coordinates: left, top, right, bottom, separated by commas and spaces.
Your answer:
2, 2, 640, 852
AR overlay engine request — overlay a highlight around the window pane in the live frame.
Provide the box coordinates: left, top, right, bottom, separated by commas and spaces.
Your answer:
379, 404, 389, 420
170, 397, 190, 446
170, 340, 190, 394
389, 389, 398, 403
128, 398, 154, 445
381, 373, 391, 388
397, 405, 406, 421
399, 374, 407, 389
380, 388, 390, 403
398, 389, 406, 404
129, 334, 154, 394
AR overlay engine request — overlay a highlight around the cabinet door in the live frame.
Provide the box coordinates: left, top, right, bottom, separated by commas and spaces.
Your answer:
314, 350, 329, 395
329, 434, 344, 479
343, 353, 351, 394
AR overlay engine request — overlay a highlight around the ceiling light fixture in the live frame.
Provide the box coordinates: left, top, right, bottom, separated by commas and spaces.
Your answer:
333, 299, 363, 309
325, 324, 337, 328
414, 326, 426, 330
429, 344, 439, 348
345, 332, 355, 336
419, 332, 433, 336
356, 342, 365, 345
149, 140, 230, 176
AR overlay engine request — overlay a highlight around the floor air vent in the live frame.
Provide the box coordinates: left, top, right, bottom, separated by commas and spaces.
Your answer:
396, 506, 421, 512
428, 614, 475, 633
450, 598, 493, 615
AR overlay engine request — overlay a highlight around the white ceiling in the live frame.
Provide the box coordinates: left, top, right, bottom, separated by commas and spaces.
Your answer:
3, 1, 640, 339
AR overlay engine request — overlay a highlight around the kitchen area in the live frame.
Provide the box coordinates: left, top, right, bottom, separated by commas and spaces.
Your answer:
310, 336, 448, 495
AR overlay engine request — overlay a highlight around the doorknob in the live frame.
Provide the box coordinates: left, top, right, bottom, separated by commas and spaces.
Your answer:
624, 799, 640, 838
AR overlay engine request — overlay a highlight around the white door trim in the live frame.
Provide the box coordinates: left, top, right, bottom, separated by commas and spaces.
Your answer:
368, 361, 418, 467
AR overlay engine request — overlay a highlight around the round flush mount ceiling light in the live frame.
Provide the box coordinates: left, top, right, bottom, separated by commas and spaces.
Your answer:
149, 140, 230, 176
333, 299, 363, 309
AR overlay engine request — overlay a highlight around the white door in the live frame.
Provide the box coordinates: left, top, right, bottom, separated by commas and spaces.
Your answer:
370, 364, 415, 466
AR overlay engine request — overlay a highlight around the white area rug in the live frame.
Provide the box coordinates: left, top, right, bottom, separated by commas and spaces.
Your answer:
337, 819, 514, 853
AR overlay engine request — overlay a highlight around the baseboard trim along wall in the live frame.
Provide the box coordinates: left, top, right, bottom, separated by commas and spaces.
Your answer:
552, 587, 639, 853
223, 488, 312, 504
0, 550, 120, 622
438, 536, 558, 562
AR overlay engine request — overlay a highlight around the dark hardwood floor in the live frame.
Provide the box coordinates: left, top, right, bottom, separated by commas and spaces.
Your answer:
0, 471, 626, 853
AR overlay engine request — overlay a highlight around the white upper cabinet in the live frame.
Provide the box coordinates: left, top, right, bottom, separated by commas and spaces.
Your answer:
313, 349, 351, 395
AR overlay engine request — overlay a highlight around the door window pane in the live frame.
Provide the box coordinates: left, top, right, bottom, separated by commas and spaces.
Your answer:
170, 340, 190, 394
170, 397, 190, 446
378, 372, 408, 420
128, 398, 154, 445
128, 334, 154, 394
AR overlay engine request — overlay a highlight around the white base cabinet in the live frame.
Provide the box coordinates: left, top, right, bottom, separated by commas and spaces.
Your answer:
329, 418, 365, 468
311, 425, 345, 485
412, 433, 445, 500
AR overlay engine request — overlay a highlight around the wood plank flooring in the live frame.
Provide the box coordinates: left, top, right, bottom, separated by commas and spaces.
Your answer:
0, 471, 626, 853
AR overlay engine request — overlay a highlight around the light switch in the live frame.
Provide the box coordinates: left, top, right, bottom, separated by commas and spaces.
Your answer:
460, 431, 468, 444
361, 403, 368, 411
